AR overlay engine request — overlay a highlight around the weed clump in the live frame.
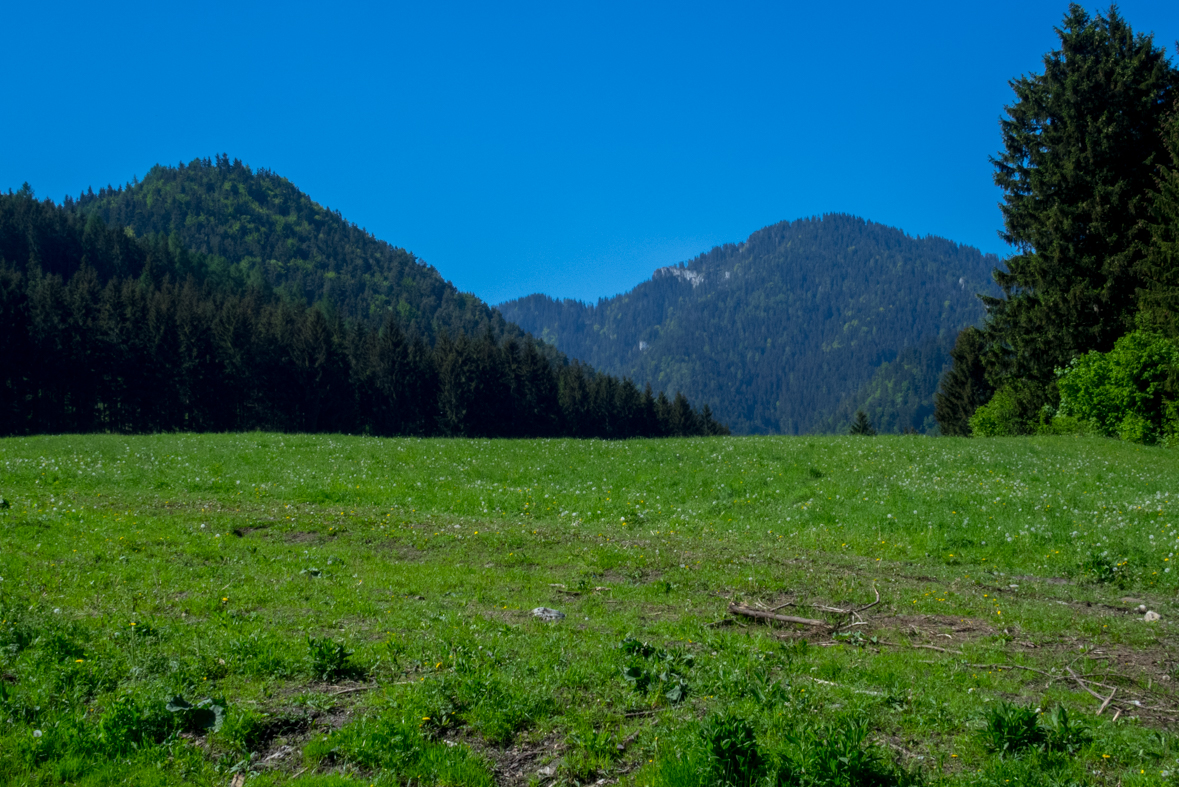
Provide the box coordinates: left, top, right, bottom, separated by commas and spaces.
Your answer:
306, 636, 361, 682
702, 712, 765, 786
304, 708, 494, 785
790, 717, 918, 787
620, 637, 692, 703
982, 702, 1090, 755
1081, 551, 1132, 587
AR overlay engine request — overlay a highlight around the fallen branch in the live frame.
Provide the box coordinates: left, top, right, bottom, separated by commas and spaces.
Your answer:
1067, 667, 1116, 707
1097, 687, 1117, 716
833, 585, 882, 631
728, 603, 829, 629
966, 663, 1056, 679
912, 644, 963, 655
329, 685, 375, 696
854, 585, 882, 615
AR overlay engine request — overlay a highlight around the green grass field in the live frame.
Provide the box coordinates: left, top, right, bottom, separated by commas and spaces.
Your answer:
1, 433, 1177, 787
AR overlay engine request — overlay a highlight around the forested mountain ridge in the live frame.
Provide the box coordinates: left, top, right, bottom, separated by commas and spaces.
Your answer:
0, 187, 726, 437
500, 215, 1000, 434
67, 155, 515, 340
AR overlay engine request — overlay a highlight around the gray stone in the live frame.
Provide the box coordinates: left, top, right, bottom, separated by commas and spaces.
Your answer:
531, 607, 565, 622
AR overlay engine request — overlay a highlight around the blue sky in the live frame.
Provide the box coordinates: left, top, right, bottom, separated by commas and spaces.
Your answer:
4, 1, 1177, 305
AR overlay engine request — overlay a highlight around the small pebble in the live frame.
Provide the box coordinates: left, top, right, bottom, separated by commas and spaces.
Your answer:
1144, 610, 1161, 623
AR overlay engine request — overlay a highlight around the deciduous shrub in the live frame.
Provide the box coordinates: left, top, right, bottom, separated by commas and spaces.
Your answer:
1055, 331, 1179, 443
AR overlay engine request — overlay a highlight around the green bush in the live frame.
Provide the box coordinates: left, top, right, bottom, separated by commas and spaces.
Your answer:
970, 379, 1055, 436
1036, 414, 1094, 435
1056, 331, 1179, 443
970, 387, 1023, 436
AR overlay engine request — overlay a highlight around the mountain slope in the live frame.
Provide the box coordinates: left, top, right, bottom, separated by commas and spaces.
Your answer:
500, 215, 1000, 434
1, 187, 725, 437
68, 155, 514, 340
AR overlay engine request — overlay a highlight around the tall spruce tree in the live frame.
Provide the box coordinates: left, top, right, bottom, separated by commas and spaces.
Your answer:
1138, 109, 1179, 335
938, 4, 1178, 433
934, 327, 993, 436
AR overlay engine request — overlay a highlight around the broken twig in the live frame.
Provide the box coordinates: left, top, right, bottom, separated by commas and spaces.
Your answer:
1097, 687, 1117, 716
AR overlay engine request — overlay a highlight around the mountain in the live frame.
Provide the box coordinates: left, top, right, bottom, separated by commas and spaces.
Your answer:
0, 186, 725, 437
499, 215, 1001, 434
66, 154, 515, 340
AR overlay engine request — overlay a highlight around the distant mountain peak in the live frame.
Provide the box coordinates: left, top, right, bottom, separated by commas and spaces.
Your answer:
500, 215, 1001, 435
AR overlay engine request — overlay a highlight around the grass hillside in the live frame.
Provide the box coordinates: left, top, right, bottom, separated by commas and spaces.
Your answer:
1, 434, 1177, 786
499, 215, 1000, 434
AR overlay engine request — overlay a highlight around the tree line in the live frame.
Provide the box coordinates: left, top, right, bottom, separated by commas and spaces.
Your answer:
0, 189, 726, 438
935, 4, 1179, 438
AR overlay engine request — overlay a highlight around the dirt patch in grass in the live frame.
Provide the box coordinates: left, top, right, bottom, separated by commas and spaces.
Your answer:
250, 712, 317, 771
373, 538, 430, 562
467, 733, 564, 787
877, 613, 998, 642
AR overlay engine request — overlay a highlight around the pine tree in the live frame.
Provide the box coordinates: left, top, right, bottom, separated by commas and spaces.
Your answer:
934, 327, 993, 435
983, 5, 1178, 405
1137, 110, 1179, 335
849, 410, 876, 436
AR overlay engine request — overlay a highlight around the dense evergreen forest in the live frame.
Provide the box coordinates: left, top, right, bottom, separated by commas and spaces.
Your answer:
500, 215, 998, 435
935, 5, 1179, 439
66, 155, 515, 340
0, 187, 726, 438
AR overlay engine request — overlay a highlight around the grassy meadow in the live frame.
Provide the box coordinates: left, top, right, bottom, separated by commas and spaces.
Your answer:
0, 433, 1177, 786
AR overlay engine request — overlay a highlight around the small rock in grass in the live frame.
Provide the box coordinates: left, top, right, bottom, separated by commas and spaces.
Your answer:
532, 607, 565, 622
1144, 610, 1161, 622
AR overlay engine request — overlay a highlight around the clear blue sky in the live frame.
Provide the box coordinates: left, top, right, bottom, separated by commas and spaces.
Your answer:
4, 1, 1177, 305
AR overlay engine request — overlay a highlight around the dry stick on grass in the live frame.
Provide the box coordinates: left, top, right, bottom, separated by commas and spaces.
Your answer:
966, 663, 1057, 679
829, 584, 882, 631
856, 585, 882, 614
1067, 666, 1121, 711
912, 644, 964, 655
1096, 687, 1117, 716
728, 603, 830, 629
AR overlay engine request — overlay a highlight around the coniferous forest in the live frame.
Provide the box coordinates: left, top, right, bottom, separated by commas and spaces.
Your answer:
0, 186, 726, 438
501, 216, 998, 435
935, 5, 1179, 441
